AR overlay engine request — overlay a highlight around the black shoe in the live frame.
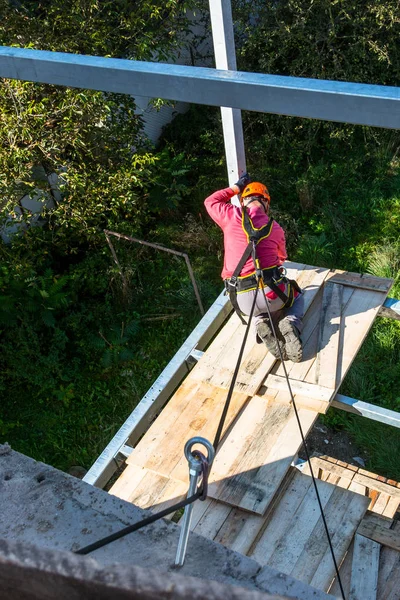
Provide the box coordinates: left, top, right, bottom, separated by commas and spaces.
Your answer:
256, 319, 287, 360
278, 318, 303, 363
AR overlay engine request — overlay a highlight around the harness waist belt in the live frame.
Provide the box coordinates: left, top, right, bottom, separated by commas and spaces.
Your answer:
224, 267, 283, 293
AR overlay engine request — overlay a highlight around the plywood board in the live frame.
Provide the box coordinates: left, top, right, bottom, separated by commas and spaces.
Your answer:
207, 398, 318, 514
349, 533, 380, 600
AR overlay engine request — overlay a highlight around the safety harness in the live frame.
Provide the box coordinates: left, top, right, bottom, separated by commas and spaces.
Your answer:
224, 206, 301, 325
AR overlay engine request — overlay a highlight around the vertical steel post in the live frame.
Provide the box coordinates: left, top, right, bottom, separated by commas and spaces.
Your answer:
209, 0, 246, 206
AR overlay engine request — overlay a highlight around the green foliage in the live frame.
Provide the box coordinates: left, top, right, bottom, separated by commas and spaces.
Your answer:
0, 0, 196, 60
0, 0, 209, 471
367, 241, 400, 290
295, 233, 334, 268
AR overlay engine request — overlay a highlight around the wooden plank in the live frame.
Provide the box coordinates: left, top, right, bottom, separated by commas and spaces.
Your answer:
263, 390, 331, 414
109, 463, 148, 501
354, 474, 400, 499
251, 473, 368, 592
349, 533, 380, 600
214, 508, 265, 555
309, 492, 370, 590
327, 271, 393, 292
289, 485, 355, 584
349, 480, 367, 495
358, 513, 400, 552
110, 464, 187, 517
336, 287, 389, 385
187, 308, 275, 394
377, 547, 400, 600
127, 379, 248, 482
208, 398, 318, 514
302, 456, 355, 481
273, 283, 353, 384
328, 540, 354, 598
124, 469, 173, 509
383, 497, 400, 519
191, 499, 232, 540
214, 468, 296, 555
250, 470, 315, 565
337, 476, 354, 490
207, 394, 283, 498
268, 480, 338, 576
373, 493, 391, 515
264, 374, 333, 401
152, 476, 188, 515
315, 282, 343, 389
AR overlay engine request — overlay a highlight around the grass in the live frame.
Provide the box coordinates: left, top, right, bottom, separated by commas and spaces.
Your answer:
322, 309, 400, 481
0, 223, 222, 472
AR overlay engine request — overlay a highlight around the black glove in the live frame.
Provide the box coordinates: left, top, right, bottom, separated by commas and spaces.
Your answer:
234, 172, 250, 193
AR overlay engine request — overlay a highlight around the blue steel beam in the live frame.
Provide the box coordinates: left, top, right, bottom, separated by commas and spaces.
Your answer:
0, 47, 399, 129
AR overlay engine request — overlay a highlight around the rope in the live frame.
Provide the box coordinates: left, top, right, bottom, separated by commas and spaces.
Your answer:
255, 259, 346, 600
213, 286, 259, 451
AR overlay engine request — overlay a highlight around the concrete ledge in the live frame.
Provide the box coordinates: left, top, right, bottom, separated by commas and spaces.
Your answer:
0, 446, 332, 599
0, 537, 290, 600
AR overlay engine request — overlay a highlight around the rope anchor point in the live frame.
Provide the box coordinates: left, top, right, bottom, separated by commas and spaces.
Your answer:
174, 436, 214, 567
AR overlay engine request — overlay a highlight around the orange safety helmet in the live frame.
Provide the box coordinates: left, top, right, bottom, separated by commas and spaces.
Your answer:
241, 182, 270, 204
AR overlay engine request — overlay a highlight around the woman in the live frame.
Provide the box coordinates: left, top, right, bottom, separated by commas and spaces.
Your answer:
204, 174, 303, 362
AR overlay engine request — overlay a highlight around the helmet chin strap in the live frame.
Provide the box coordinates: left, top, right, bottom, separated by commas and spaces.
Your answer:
243, 196, 269, 215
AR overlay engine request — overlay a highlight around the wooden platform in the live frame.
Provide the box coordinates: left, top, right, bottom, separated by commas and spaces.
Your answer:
109, 262, 395, 597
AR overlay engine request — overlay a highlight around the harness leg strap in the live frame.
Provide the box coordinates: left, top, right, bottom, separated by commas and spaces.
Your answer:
228, 287, 247, 325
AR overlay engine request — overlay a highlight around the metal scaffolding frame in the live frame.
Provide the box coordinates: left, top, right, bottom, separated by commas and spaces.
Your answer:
1, 0, 399, 487
0, 46, 399, 130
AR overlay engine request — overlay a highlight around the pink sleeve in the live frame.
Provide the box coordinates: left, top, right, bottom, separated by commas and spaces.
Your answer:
204, 187, 236, 228
274, 221, 288, 264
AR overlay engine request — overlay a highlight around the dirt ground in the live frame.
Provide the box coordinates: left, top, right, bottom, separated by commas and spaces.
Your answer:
300, 416, 369, 469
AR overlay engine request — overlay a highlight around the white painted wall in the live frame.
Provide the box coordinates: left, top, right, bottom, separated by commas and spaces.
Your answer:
134, 9, 212, 144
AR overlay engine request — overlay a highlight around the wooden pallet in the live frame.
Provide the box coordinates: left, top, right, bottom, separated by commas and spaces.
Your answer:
302, 455, 400, 518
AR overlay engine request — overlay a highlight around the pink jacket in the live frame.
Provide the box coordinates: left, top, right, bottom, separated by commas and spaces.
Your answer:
204, 187, 287, 280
